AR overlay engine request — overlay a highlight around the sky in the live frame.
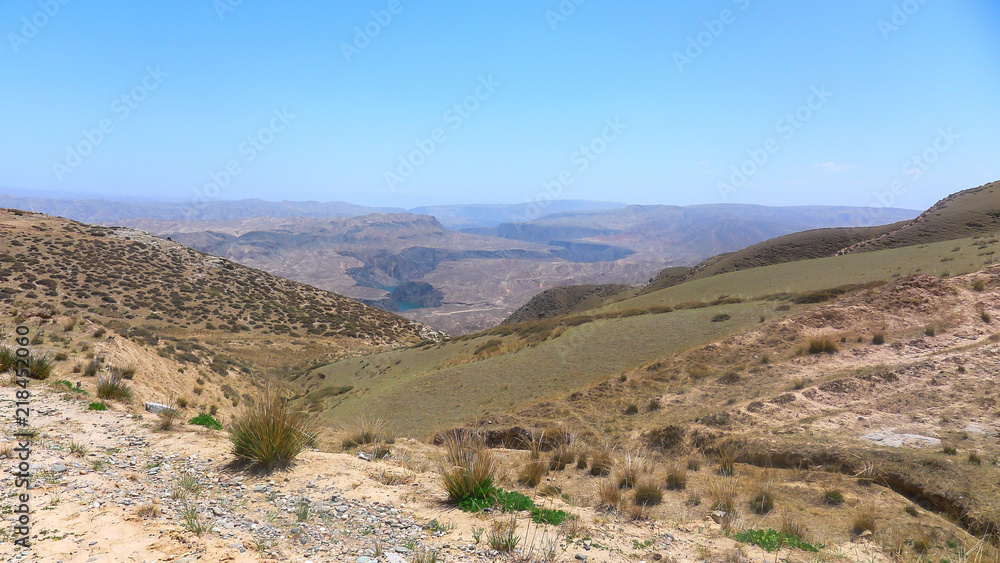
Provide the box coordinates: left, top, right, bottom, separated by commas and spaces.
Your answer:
1, 1, 998, 210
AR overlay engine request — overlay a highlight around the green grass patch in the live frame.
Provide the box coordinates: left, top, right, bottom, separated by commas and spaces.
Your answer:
188, 413, 223, 430
733, 528, 823, 553
87, 402, 108, 411
455, 486, 570, 525
53, 380, 89, 395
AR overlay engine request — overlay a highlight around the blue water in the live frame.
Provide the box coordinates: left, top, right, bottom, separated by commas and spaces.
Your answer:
378, 286, 422, 311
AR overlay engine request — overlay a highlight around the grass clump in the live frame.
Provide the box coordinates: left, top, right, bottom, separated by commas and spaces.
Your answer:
87, 402, 108, 411
341, 415, 395, 449
228, 387, 314, 471
589, 448, 613, 477
665, 465, 688, 490
596, 480, 622, 512
821, 488, 844, 506
519, 458, 548, 487
486, 516, 520, 552
28, 354, 54, 380
717, 449, 736, 476
807, 336, 838, 354
614, 452, 645, 489
0, 346, 17, 373
850, 500, 877, 536
733, 528, 822, 553
708, 476, 738, 514
749, 478, 775, 514
633, 477, 664, 506
96, 372, 133, 402
438, 432, 500, 504
872, 332, 885, 345
156, 408, 180, 431
189, 413, 223, 430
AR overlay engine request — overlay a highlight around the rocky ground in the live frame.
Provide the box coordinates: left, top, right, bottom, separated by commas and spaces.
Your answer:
0, 386, 902, 563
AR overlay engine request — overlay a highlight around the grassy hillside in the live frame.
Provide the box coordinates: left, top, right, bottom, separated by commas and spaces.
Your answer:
501, 283, 633, 324
841, 180, 1000, 253
303, 230, 1000, 438
642, 222, 904, 294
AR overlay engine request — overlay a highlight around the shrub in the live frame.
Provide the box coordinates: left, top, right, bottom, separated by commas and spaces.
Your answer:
437, 432, 500, 503
646, 399, 661, 412
189, 413, 223, 430
968, 451, 982, 465
633, 477, 663, 506
943, 444, 957, 455
711, 313, 731, 323
97, 373, 133, 402
822, 488, 844, 506
982, 311, 992, 324
924, 325, 936, 337
87, 402, 107, 411
624, 404, 639, 415
228, 387, 315, 471
665, 465, 687, 490
807, 337, 838, 354
871, 332, 885, 345
972, 278, 987, 292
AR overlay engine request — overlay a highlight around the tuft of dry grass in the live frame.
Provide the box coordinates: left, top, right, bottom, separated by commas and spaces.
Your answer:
437, 432, 500, 503
589, 448, 614, 477
807, 336, 838, 354
633, 476, 664, 506
575, 451, 588, 470
156, 408, 180, 431
850, 499, 878, 536
519, 457, 548, 488
136, 501, 161, 518
717, 449, 736, 476
341, 415, 395, 449
614, 451, 645, 489
596, 480, 621, 512
707, 476, 738, 514
96, 372, 133, 402
228, 386, 315, 471
748, 476, 775, 514
665, 465, 688, 490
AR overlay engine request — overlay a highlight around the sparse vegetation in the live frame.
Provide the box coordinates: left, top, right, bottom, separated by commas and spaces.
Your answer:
228, 387, 315, 471
821, 488, 844, 506
97, 372, 133, 402
189, 413, 223, 430
807, 336, 838, 354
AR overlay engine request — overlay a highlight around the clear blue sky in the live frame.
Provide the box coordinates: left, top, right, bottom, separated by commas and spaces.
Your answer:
1, 1, 998, 210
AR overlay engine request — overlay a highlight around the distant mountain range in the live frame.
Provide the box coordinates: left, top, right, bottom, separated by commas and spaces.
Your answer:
0, 194, 626, 230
